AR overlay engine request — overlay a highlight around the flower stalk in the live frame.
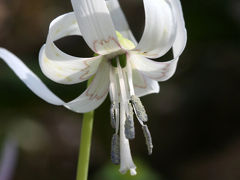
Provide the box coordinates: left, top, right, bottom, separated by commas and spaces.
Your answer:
76, 78, 94, 180
76, 110, 94, 180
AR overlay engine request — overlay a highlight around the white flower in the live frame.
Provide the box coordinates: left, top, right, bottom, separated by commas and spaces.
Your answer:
0, 0, 187, 175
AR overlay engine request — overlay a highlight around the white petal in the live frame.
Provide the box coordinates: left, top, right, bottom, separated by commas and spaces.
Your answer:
45, 12, 81, 60
39, 45, 102, 85
130, 53, 178, 82
71, 0, 121, 54
0, 48, 64, 105
133, 0, 177, 58
131, 63, 160, 97
106, 0, 137, 45
134, 77, 160, 98
40, 12, 103, 85
170, 0, 187, 57
130, 0, 187, 82
47, 12, 81, 43
64, 60, 110, 113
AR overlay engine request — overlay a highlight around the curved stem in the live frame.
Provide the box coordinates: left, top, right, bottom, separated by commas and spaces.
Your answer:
76, 111, 94, 180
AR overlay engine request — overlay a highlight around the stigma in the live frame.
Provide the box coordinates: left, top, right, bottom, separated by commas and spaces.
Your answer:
109, 55, 153, 175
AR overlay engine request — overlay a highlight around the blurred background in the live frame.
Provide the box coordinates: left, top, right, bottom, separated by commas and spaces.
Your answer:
0, 0, 240, 179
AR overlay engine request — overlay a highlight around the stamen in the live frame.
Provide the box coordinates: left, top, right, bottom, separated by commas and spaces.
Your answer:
142, 125, 153, 155
109, 66, 120, 133
122, 70, 131, 100
109, 66, 118, 102
124, 103, 135, 140
115, 103, 120, 134
116, 58, 128, 102
111, 134, 120, 165
131, 95, 148, 122
110, 102, 116, 129
126, 60, 135, 96
112, 57, 136, 175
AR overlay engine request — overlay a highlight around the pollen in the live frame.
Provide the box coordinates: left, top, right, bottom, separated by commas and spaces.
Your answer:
142, 125, 153, 155
125, 103, 135, 140
111, 134, 120, 165
130, 95, 148, 122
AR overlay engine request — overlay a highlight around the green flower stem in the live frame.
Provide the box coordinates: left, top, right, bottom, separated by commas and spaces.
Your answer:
76, 110, 94, 180
76, 56, 96, 180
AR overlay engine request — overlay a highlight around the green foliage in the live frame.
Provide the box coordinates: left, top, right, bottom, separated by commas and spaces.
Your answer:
93, 159, 163, 180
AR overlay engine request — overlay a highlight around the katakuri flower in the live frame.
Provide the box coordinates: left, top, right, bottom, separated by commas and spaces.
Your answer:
0, 0, 187, 175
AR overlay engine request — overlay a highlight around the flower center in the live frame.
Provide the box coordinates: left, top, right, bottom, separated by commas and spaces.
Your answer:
108, 43, 153, 175
104, 31, 135, 68
116, 31, 135, 50
110, 54, 126, 68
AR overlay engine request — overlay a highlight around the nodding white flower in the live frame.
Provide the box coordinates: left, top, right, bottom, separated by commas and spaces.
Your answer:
0, 0, 187, 176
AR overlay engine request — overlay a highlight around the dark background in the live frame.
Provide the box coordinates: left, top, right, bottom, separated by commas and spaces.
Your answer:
0, 0, 240, 179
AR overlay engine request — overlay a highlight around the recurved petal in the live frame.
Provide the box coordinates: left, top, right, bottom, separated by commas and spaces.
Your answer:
130, 0, 187, 82
40, 12, 103, 85
39, 46, 102, 85
64, 60, 110, 113
0, 48, 64, 105
71, 0, 121, 54
130, 53, 178, 82
170, 0, 187, 57
44, 12, 81, 59
131, 62, 160, 97
47, 12, 81, 44
106, 0, 137, 45
133, 0, 177, 59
